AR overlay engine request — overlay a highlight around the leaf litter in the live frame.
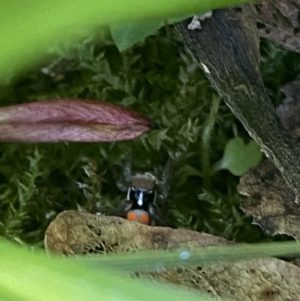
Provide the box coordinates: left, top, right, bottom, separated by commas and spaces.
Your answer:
45, 211, 300, 301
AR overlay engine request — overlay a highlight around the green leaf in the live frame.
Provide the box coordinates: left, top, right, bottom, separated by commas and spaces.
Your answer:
219, 137, 263, 176
110, 10, 211, 51
110, 18, 164, 52
0, 239, 210, 301
1, 237, 300, 301
0, 0, 250, 77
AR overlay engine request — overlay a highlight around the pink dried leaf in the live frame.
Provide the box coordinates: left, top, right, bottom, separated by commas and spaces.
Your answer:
0, 99, 152, 142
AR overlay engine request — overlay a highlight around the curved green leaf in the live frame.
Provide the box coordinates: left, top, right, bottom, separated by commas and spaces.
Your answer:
219, 137, 263, 176
110, 18, 164, 52
1, 0, 251, 76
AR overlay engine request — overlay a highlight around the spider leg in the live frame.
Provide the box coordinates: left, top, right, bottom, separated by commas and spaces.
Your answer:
148, 203, 166, 226
109, 199, 132, 218
157, 158, 175, 201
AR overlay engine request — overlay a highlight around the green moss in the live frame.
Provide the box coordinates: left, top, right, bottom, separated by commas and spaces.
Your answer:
0, 27, 294, 247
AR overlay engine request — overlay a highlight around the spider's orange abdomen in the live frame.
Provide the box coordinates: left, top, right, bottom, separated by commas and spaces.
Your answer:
127, 209, 150, 225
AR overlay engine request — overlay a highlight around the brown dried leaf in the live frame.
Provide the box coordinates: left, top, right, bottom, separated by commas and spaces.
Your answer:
238, 160, 300, 239
44, 210, 230, 254
256, 0, 300, 53
45, 211, 300, 301
0, 99, 151, 142
143, 258, 300, 301
277, 80, 300, 131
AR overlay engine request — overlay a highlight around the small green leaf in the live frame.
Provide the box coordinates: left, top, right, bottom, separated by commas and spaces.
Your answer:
110, 18, 164, 52
220, 137, 263, 176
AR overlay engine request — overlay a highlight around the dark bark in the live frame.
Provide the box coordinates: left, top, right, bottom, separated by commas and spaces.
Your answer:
175, 4, 300, 202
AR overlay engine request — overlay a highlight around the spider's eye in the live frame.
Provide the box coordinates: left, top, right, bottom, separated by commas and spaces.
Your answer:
130, 186, 135, 191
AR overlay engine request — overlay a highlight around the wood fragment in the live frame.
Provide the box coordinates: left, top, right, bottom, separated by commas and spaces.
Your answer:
175, 4, 300, 202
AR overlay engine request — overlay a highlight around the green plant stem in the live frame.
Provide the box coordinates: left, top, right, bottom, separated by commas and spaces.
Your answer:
81, 241, 300, 272
201, 95, 221, 187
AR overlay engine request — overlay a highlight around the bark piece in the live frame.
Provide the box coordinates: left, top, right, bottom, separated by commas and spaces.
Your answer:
175, 4, 300, 203
238, 79, 300, 239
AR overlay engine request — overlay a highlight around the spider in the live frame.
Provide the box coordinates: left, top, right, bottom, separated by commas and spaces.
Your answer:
111, 160, 174, 226
125, 172, 158, 225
